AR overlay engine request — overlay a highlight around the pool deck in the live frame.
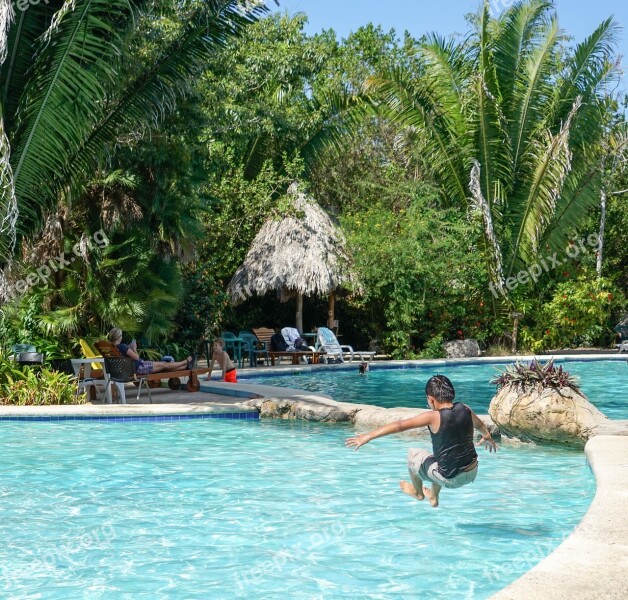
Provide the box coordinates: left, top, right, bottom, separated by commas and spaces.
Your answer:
1, 354, 627, 598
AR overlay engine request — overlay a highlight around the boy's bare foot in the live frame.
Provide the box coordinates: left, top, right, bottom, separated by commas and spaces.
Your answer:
423, 485, 439, 508
399, 480, 424, 501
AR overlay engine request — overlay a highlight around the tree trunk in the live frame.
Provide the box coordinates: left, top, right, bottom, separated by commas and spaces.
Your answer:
596, 189, 606, 277
327, 291, 335, 329
296, 292, 304, 333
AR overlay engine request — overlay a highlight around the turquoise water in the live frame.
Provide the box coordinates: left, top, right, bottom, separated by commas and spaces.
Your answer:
244, 360, 628, 419
0, 420, 594, 599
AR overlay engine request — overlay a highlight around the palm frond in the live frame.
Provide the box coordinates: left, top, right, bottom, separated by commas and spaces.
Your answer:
50, 0, 266, 209
364, 68, 470, 206
10, 0, 134, 228
1, 1, 63, 129
539, 159, 603, 255
471, 3, 512, 208
418, 32, 470, 139
509, 16, 560, 173
300, 87, 367, 175
491, 0, 554, 113
551, 17, 620, 122
506, 97, 581, 273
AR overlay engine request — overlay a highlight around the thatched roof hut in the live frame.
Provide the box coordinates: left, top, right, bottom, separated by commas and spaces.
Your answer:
228, 183, 353, 331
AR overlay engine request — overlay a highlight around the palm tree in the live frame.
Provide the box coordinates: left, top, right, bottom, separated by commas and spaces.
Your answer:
0, 0, 267, 298
361, 0, 619, 308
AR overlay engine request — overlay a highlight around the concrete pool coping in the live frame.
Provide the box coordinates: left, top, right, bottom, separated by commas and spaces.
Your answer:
1, 354, 627, 599
491, 435, 628, 600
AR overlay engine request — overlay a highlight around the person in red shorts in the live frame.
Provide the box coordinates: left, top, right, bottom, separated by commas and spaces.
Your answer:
209, 338, 238, 383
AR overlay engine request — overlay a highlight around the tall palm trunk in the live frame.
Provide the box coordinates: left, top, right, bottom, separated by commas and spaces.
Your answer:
0, 0, 18, 295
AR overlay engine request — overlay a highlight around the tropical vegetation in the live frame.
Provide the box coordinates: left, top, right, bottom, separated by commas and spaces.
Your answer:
0, 0, 627, 391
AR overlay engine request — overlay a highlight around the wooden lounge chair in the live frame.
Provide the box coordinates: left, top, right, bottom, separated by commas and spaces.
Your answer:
253, 327, 321, 366
94, 340, 211, 401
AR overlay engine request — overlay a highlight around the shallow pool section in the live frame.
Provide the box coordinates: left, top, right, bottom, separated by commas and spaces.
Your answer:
244, 359, 628, 418
0, 420, 593, 599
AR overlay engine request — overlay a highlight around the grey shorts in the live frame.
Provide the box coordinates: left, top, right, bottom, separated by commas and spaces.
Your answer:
407, 448, 478, 489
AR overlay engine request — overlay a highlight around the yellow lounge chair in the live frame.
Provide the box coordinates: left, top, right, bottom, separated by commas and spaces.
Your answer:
79, 339, 105, 377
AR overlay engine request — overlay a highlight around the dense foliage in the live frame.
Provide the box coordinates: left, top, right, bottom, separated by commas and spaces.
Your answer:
0, 0, 627, 386
0, 357, 82, 405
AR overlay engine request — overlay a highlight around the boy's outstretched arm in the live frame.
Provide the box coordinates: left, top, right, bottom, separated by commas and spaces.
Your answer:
345, 412, 437, 451
468, 407, 498, 452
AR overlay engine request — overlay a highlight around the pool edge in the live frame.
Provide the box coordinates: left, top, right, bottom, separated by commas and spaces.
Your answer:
489, 435, 628, 600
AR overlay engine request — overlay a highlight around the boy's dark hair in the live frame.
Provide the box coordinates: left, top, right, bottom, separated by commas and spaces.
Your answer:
425, 375, 455, 403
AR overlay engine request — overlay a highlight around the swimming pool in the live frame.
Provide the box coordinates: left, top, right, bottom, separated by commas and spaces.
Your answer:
0, 419, 594, 598
243, 359, 628, 419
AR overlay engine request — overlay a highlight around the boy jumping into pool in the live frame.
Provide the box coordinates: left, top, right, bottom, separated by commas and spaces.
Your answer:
208, 338, 238, 383
345, 374, 497, 507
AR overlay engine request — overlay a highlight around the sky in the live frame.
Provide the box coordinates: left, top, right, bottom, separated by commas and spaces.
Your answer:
272, 0, 628, 92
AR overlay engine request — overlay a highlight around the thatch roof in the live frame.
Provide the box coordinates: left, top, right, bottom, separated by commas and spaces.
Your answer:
228, 183, 353, 305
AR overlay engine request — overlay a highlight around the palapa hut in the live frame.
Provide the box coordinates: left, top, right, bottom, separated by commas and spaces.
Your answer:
228, 183, 354, 332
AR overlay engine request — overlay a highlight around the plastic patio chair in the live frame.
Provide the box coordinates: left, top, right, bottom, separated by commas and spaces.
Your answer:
103, 356, 151, 403
49, 358, 77, 376
238, 331, 270, 367
49, 358, 103, 400
15, 352, 45, 367
220, 331, 244, 368
11, 343, 36, 353
615, 322, 628, 353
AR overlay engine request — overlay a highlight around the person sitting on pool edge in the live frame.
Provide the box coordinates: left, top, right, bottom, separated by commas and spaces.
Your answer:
345, 374, 497, 507
208, 338, 238, 383
107, 327, 196, 375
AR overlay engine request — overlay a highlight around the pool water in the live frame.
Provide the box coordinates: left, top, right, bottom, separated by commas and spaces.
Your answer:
244, 359, 628, 419
0, 420, 594, 599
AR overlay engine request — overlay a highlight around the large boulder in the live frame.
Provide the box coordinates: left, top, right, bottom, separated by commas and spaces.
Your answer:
488, 384, 608, 447
444, 339, 481, 358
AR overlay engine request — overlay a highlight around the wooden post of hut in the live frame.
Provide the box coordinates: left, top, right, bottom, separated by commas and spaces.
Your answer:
327, 291, 335, 329
296, 292, 304, 333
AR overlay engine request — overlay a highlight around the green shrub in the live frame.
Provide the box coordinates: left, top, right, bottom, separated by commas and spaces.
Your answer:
0, 358, 83, 405
419, 335, 447, 359
519, 276, 625, 352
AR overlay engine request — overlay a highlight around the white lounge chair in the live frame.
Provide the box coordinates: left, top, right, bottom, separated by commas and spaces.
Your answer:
615, 322, 628, 353
316, 326, 375, 363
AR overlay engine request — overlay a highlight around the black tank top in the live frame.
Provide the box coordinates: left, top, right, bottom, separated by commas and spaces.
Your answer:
429, 403, 478, 479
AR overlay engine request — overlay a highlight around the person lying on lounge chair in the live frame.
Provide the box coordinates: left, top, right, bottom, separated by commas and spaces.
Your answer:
107, 327, 196, 376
